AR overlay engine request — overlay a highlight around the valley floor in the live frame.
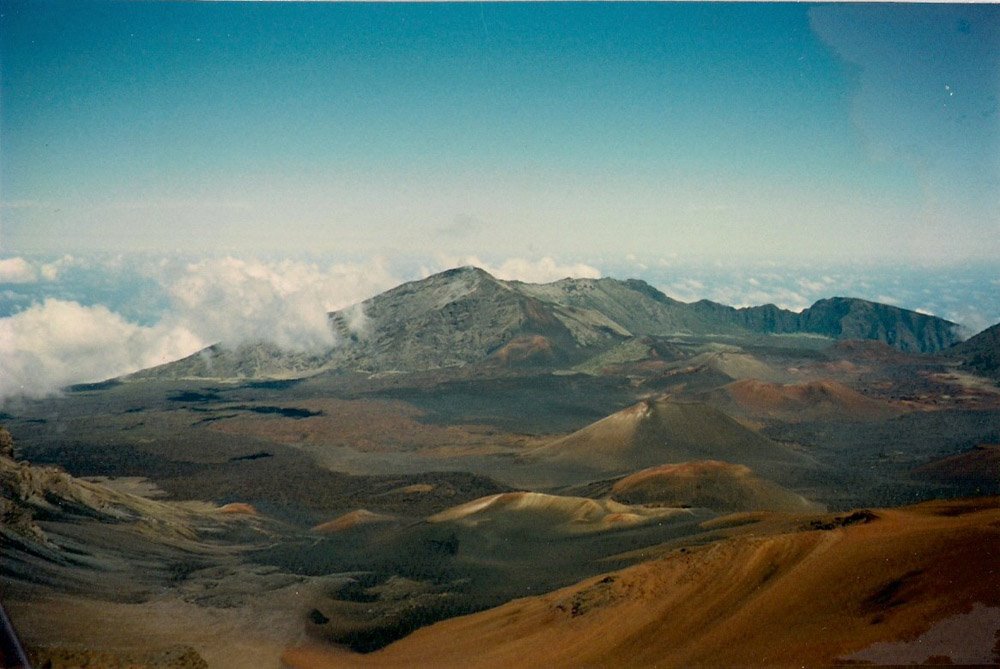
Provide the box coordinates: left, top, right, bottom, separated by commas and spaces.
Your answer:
3, 329, 999, 668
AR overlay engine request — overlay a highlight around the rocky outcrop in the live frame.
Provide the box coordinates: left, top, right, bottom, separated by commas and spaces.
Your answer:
798, 298, 960, 353
0, 428, 259, 549
694, 297, 961, 353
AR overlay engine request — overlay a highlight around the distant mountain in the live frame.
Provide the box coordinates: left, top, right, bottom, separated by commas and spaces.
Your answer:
692, 296, 960, 353
948, 322, 1000, 380
133, 266, 962, 380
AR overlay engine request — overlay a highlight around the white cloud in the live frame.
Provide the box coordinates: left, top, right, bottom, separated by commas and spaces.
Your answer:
0, 257, 38, 284
797, 278, 828, 293
0, 254, 80, 284
663, 277, 810, 312
942, 306, 991, 337
433, 255, 602, 283
624, 253, 649, 271
39, 255, 76, 281
663, 278, 707, 302
164, 256, 400, 351
740, 288, 810, 312
0, 299, 203, 400
167, 258, 333, 351
0, 256, 402, 400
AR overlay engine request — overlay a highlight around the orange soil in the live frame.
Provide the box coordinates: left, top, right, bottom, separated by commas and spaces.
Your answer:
217, 502, 257, 515
610, 460, 817, 512
283, 497, 1000, 669
533, 398, 803, 472
311, 509, 395, 533
426, 491, 686, 533
615, 459, 752, 483
488, 335, 555, 365
723, 378, 902, 420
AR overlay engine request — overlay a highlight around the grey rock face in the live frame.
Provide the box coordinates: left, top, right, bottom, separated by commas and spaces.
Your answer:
694, 296, 961, 353
131, 266, 963, 380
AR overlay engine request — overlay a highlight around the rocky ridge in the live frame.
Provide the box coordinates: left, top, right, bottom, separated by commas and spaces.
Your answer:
131, 266, 962, 380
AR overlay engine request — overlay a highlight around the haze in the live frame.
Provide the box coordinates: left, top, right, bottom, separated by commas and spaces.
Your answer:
1, 3, 997, 262
2, 2, 998, 398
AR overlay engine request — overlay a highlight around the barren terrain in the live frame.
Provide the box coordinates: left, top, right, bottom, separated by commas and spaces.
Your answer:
2, 269, 998, 667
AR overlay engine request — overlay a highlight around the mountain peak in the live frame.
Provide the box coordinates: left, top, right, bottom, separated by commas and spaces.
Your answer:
130, 269, 966, 381
435, 265, 497, 281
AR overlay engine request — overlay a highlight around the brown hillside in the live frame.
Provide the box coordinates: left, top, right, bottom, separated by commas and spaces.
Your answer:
530, 397, 808, 474
312, 509, 397, 534
913, 445, 1000, 488
720, 378, 903, 422
283, 497, 1000, 668
487, 335, 558, 367
427, 491, 688, 535
610, 460, 820, 512
687, 350, 787, 382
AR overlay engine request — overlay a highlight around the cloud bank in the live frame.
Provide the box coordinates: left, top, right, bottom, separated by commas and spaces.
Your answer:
2, 251, 997, 402
0, 253, 600, 400
0, 256, 400, 401
0, 257, 39, 284
0, 255, 78, 284
0, 299, 201, 399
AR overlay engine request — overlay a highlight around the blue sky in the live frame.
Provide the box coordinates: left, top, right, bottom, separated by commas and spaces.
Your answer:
2, 2, 996, 261
1, 2, 999, 398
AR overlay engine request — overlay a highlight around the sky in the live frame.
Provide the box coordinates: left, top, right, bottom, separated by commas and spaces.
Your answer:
1, 2, 998, 400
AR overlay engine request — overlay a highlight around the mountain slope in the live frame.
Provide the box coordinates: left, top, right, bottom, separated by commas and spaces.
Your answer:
608, 460, 820, 512
427, 491, 687, 535
949, 321, 1000, 380
913, 445, 1000, 493
514, 277, 742, 340
282, 498, 1000, 669
528, 397, 808, 475
693, 296, 961, 353
325, 267, 597, 372
714, 379, 903, 422
132, 267, 962, 380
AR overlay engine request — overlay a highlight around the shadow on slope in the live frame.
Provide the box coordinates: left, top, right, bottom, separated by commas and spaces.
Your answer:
524, 397, 814, 487
283, 497, 1000, 668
